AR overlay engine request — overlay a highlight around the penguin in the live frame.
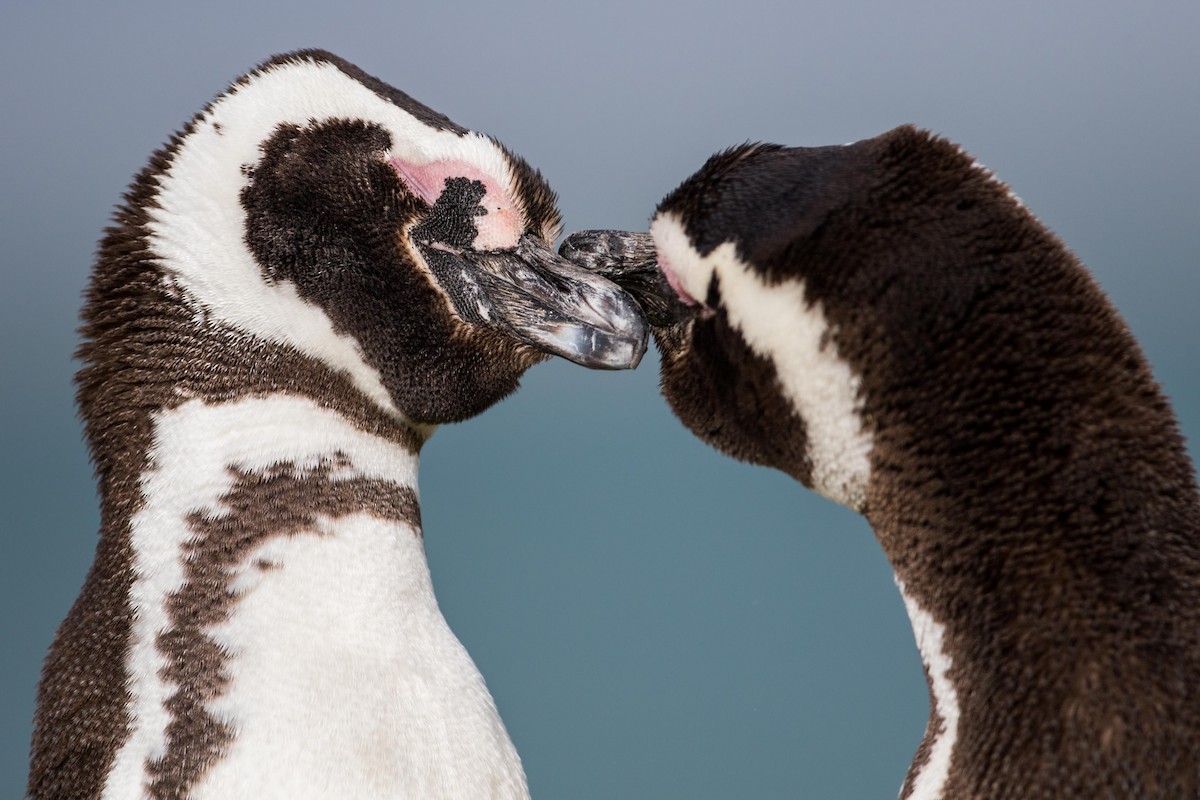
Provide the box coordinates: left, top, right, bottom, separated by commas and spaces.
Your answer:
561, 125, 1200, 798
28, 50, 646, 800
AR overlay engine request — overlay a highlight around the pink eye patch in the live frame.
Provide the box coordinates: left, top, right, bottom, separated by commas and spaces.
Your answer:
656, 251, 700, 306
390, 157, 522, 250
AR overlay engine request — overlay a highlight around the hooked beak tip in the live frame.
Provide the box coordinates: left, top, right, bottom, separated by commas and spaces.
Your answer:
529, 297, 648, 370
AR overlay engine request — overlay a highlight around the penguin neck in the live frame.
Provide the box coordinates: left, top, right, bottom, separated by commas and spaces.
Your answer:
862, 356, 1200, 798
816, 130, 1200, 795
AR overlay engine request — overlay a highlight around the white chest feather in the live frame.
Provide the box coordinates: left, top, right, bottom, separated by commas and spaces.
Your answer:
101, 395, 528, 799
192, 513, 527, 799
898, 581, 959, 800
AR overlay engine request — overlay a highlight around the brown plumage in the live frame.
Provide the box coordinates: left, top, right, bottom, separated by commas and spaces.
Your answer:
564, 125, 1200, 798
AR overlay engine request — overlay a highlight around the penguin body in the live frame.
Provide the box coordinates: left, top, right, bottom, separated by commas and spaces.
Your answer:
564, 125, 1200, 798
30, 50, 645, 800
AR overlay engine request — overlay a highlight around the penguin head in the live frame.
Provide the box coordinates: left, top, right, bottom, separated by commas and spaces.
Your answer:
109, 50, 646, 428
562, 126, 1054, 512
561, 140, 887, 508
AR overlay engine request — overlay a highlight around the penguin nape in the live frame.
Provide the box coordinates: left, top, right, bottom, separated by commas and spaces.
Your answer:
562, 126, 1200, 799
29, 50, 646, 800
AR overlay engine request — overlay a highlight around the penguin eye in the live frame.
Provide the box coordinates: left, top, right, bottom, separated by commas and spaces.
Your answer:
657, 251, 702, 307
391, 157, 522, 250
649, 212, 721, 312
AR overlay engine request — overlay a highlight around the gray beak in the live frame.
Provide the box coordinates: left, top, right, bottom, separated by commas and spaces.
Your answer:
428, 234, 648, 370
558, 229, 691, 328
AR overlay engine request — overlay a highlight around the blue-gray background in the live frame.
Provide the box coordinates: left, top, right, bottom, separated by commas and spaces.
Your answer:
2, 1, 1197, 796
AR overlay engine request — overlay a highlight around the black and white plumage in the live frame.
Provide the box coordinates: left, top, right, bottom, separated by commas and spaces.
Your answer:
563, 125, 1200, 798
29, 50, 645, 800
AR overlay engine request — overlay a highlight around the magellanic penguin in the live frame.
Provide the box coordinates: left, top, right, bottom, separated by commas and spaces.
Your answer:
562, 125, 1200, 798
29, 50, 646, 800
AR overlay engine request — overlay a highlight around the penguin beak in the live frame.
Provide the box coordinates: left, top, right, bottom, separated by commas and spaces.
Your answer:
431, 234, 648, 370
557, 229, 692, 328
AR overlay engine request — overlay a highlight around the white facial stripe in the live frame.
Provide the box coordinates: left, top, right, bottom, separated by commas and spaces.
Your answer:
652, 213, 873, 510
147, 57, 517, 418
898, 580, 959, 800
650, 213, 713, 306
102, 394, 420, 800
